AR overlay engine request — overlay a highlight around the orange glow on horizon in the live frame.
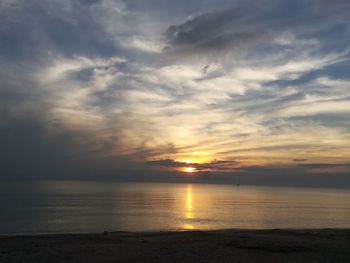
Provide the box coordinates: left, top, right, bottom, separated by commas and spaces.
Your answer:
184, 167, 195, 173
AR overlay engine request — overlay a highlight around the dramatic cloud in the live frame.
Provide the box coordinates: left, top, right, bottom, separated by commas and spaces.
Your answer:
0, 0, 349, 187
164, 8, 266, 54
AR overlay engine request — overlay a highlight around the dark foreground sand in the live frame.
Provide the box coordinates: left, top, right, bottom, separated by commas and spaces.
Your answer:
1, 229, 350, 262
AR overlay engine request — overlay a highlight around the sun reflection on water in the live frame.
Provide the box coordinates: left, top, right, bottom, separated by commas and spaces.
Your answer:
186, 185, 193, 219
183, 185, 194, 230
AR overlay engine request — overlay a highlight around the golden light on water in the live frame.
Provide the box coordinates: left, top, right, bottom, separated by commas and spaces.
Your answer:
179, 184, 213, 230
184, 185, 194, 230
186, 185, 193, 219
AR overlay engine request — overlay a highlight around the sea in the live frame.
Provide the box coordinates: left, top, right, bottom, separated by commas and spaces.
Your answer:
1, 181, 350, 234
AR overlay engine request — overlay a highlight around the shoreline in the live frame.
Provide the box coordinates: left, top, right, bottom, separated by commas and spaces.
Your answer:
1, 229, 350, 262
1, 227, 350, 236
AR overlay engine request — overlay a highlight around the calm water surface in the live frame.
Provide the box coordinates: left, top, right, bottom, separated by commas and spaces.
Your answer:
1, 181, 350, 234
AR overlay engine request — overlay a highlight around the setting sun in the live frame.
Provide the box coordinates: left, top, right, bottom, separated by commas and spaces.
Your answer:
184, 167, 195, 173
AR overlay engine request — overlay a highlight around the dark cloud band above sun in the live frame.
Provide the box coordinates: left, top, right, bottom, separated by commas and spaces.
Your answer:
146, 159, 238, 172
0, 0, 349, 187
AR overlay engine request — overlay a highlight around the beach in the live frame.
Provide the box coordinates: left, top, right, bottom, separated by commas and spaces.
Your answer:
1, 229, 350, 262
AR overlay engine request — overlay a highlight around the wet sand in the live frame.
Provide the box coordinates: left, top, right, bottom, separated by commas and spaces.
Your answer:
1, 229, 350, 262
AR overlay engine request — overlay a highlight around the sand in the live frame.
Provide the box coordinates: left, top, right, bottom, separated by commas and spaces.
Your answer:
1, 229, 350, 262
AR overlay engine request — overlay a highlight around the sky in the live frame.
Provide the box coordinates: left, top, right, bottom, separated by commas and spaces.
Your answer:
0, 0, 350, 187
